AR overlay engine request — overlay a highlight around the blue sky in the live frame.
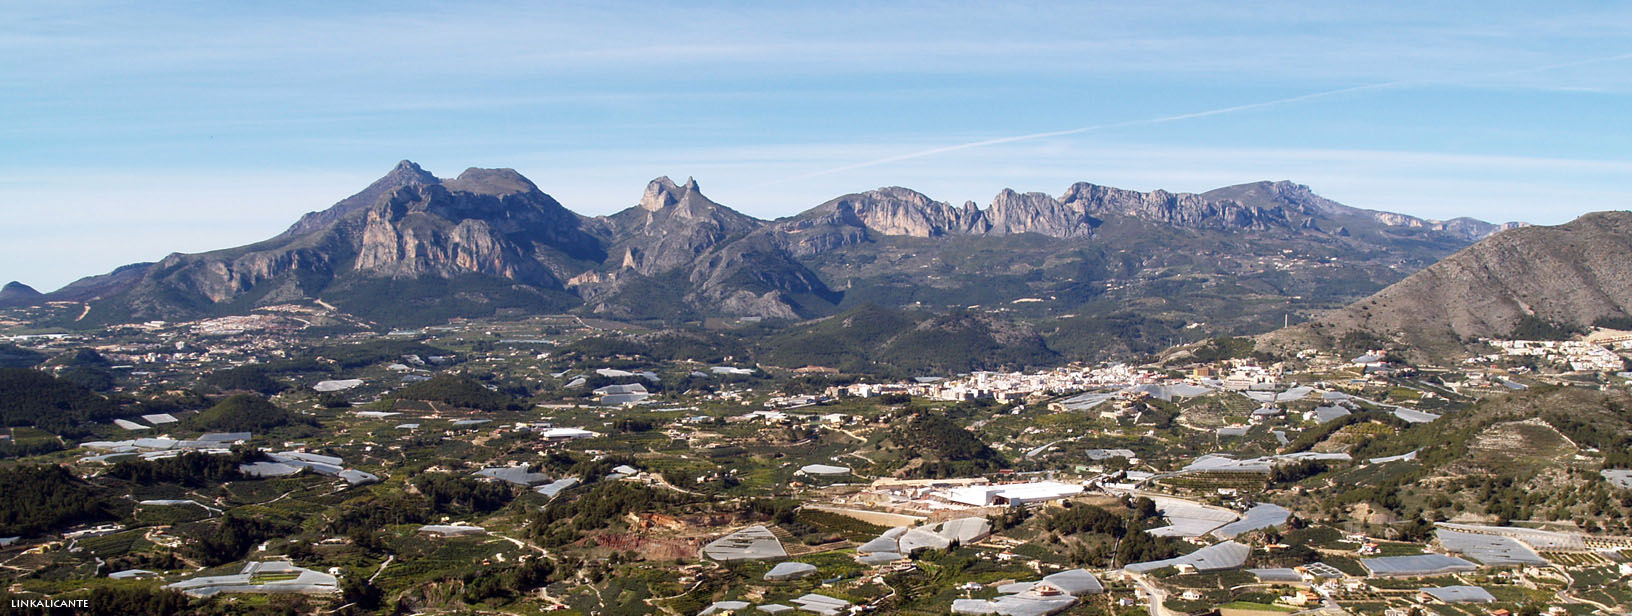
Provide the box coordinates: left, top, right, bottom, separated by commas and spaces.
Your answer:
3, 1, 1630, 291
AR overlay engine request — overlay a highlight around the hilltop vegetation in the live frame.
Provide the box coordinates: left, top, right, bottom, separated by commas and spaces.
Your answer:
527, 482, 697, 546
107, 450, 259, 486
392, 373, 522, 411
758, 304, 1058, 375
0, 465, 117, 537
190, 511, 303, 567
1295, 385, 1632, 533
0, 367, 131, 436
411, 473, 516, 515
889, 412, 1007, 478
199, 365, 288, 395
253, 339, 457, 375
0, 343, 46, 368
49, 348, 119, 391
558, 330, 750, 364
190, 394, 315, 432
1041, 311, 1190, 361
756, 304, 919, 372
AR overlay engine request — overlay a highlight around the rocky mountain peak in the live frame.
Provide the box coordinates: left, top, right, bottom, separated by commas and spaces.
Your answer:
442, 167, 540, 197
388, 159, 438, 183
632, 176, 742, 228
361, 160, 441, 198
355, 161, 439, 196
602, 176, 762, 278
829, 186, 942, 210
1200, 180, 1327, 215
985, 188, 1049, 215
280, 160, 443, 237
640, 176, 683, 211
872, 186, 934, 203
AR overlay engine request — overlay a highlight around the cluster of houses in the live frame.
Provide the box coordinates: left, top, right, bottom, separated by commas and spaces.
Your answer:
1483, 339, 1627, 372
828, 365, 1148, 402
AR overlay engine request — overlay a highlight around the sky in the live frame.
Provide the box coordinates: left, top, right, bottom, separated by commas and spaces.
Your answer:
3, 1, 1630, 291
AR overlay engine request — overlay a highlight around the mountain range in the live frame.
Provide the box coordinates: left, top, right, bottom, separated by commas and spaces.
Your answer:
7, 161, 1526, 353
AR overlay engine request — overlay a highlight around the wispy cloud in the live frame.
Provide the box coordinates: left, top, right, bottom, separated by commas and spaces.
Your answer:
6, 3, 1628, 86
750, 82, 1408, 187
755, 50, 1632, 186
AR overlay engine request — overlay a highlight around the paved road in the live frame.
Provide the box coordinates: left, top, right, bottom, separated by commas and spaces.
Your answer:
1128, 572, 1171, 616
368, 554, 394, 582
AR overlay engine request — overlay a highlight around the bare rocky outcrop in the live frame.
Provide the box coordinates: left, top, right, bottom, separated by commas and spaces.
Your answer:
790, 186, 973, 238
977, 189, 1094, 237
1065, 182, 1285, 230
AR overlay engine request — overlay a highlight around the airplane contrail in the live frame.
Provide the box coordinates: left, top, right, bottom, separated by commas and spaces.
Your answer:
751, 81, 1401, 187
754, 52, 1632, 187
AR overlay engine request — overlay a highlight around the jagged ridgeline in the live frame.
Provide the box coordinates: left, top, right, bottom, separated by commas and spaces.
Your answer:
19, 162, 1516, 350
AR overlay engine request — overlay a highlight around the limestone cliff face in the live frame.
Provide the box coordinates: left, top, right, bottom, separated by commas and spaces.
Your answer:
354, 194, 552, 284
344, 169, 599, 287
1435, 218, 1526, 241
558, 176, 838, 320
1063, 182, 1287, 230
172, 168, 604, 302
777, 185, 1102, 252
976, 189, 1095, 237
1196, 180, 1338, 216
803, 187, 973, 237
849, 188, 971, 237
161, 244, 340, 303
775, 187, 979, 257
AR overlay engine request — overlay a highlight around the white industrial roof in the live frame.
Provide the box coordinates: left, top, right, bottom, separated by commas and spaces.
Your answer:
1125, 541, 1251, 573
702, 526, 786, 561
